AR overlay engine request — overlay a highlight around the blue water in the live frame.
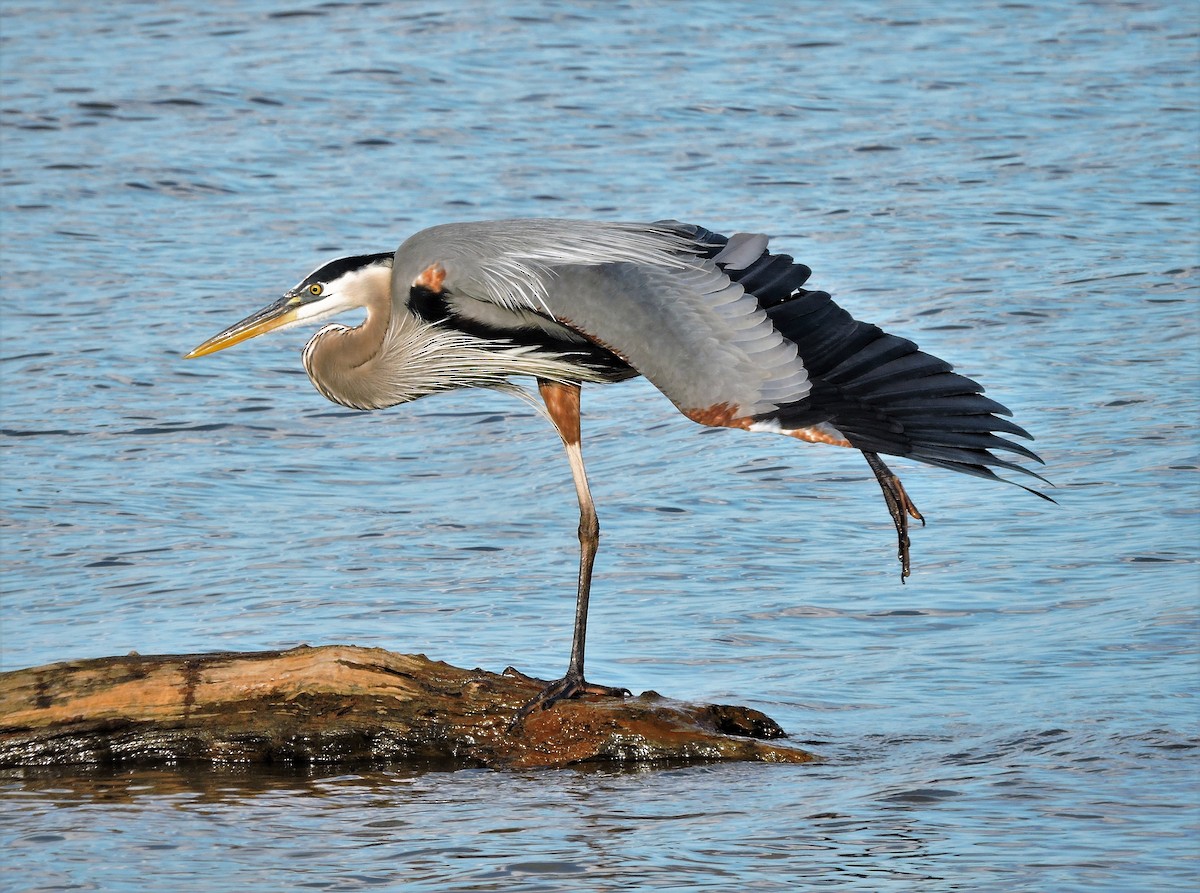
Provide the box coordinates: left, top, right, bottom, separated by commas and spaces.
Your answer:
2, 1, 1197, 890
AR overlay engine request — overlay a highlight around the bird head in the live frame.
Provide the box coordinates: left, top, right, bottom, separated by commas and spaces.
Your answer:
185, 252, 395, 358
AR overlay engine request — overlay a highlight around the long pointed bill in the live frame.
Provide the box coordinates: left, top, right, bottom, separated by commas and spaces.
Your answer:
185, 296, 300, 359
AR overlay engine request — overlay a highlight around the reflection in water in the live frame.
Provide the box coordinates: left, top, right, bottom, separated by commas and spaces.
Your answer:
1, 763, 953, 887
2, 724, 1196, 889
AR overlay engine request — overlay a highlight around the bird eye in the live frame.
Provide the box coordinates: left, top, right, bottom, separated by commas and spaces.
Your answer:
309, 284, 323, 296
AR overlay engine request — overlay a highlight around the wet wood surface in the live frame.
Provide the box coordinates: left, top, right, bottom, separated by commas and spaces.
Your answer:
0, 646, 817, 770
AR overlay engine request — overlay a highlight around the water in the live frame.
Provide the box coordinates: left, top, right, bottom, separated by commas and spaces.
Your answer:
1, 0, 1196, 889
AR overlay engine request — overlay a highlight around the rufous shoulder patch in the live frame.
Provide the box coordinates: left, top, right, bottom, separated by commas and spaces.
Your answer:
413, 263, 446, 292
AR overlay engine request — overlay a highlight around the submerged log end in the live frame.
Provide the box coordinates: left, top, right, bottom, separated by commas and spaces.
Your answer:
0, 645, 818, 770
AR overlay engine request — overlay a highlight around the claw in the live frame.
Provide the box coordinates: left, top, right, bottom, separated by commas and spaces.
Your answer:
863, 451, 924, 581
506, 670, 631, 732
892, 472, 925, 525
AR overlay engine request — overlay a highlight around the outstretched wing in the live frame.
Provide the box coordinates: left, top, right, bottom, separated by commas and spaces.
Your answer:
394, 219, 811, 419
394, 217, 1048, 495
679, 222, 1050, 492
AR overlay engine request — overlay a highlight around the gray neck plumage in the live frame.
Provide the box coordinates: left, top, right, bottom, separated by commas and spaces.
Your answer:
301, 273, 609, 411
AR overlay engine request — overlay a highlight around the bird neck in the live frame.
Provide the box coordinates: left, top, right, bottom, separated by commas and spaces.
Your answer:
334, 300, 392, 370
301, 265, 397, 410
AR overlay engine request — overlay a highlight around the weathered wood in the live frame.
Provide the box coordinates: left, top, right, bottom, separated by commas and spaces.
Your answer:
0, 646, 817, 769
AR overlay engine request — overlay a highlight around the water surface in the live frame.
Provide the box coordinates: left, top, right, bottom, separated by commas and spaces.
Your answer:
1, 1, 1197, 890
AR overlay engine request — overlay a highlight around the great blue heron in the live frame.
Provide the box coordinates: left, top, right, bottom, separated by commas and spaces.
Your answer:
187, 218, 1048, 721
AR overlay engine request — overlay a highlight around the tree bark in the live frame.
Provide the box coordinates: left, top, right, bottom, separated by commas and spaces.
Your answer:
0, 646, 817, 770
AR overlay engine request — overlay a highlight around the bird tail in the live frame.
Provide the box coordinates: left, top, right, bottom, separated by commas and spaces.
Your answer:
673, 223, 1051, 498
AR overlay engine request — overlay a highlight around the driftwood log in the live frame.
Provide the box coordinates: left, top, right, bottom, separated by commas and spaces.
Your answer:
0, 645, 816, 770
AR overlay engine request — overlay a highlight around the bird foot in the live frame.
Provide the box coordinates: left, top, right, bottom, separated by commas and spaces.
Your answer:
863, 451, 925, 581
503, 667, 631, 731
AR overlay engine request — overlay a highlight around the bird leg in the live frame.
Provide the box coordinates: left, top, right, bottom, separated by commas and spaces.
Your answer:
508, 380, 630, 729
862, 451, 925, 581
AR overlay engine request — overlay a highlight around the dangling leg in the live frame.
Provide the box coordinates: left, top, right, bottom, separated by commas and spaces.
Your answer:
862, 450, 925, 581
507, 379, 629, 727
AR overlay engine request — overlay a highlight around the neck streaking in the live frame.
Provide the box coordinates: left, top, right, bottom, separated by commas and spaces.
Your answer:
303, 304, 613, 412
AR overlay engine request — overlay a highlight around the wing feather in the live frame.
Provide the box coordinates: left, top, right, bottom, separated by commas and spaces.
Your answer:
395, 219, 811, 418
543, 262, 811, 417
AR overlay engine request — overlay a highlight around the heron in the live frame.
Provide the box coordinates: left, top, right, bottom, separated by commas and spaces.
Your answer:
186, 218, 1049, 721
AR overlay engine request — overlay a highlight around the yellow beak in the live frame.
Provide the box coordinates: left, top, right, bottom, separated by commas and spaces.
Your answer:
185, 296, 299, 359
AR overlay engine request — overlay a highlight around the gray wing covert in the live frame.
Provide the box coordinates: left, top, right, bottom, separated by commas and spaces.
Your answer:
395, 219, 809, 420
537, 260, 810, 420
